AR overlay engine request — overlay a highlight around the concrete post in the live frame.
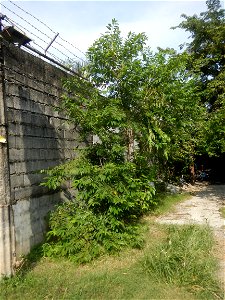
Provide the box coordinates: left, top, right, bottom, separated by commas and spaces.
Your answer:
0, 42, 15, 277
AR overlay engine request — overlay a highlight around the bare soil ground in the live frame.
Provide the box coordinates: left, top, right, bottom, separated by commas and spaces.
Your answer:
156, 183, 225, 291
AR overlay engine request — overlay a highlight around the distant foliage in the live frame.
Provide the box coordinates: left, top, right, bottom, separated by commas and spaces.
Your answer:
174, 0, 225, 156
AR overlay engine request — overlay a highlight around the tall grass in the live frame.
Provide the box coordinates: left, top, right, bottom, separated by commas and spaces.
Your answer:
0, 192, 223, 300
151, 192, 191, 216
142, 224, 223, 299
219, 207, 225, 219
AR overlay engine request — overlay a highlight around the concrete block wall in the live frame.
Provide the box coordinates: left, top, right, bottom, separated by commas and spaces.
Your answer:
0, 42, 81, 275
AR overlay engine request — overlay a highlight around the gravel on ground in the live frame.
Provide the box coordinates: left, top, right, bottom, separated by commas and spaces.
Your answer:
156, 183, 225, 291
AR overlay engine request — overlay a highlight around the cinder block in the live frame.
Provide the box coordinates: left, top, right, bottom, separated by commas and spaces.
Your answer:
13, 111, 23, 123
9, 163, 16, 175
11, 174, 24, 189
9, 148, 25, 162
6, 95, 14, 108
6, 109, 15, 123
24, 173, 44, 186
9, 124, 21, 136
12, 98, 21, 110
49, 117, 61, 128
15, 162, 27, 174
5, 83, 19, 96
20, 99, 31, 111
21, 111, 31, 124
34, 138, 47, 149
14, 187, 33, 200
26, 149, 40, 160
56, 129, 64, 139
15, 137, 24, 149
8, 136, 16, 148
23, 136, 34, 149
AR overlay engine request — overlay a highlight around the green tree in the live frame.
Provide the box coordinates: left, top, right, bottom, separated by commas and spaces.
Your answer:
174, 0, 225, 155
84, 20, 204, 179
42, 20, 205, 261
46, 19, 205, 201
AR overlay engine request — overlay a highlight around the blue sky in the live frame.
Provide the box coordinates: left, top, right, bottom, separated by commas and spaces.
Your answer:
1, 1, 224, 62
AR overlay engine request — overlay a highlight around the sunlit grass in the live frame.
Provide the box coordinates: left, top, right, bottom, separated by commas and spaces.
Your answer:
151, 192, 191, 216
0, 193, 223, 300
0, 239, 196, 300
219, 206, 225, 219
142, 224, 223, 300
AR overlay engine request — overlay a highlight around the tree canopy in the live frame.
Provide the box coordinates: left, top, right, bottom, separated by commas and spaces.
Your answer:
174, 0, 225, 155
41, 2, 225, 262
58, 19, 205, 182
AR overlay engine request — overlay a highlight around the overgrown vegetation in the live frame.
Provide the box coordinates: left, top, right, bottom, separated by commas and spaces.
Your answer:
40, 0, 224, 264
143, 224, 222, 299
43, 203, 146, 263
174, 0, 225, 156
42, 20, 204, 262
0, 223, 223, 300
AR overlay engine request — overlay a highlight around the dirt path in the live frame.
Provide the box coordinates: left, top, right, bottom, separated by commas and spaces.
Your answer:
156, 183, 225, 290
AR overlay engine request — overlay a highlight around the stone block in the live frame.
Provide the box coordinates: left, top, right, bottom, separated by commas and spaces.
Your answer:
9, 148, 25, 162
6, 95, 14, 108
8, 136, 16, 148
11, 174, 24, 189
14, 187, 33, 200
15, 137, 24, 149
49, 117, 61, 128
9, 163, 16, 175
14, 162, 27, 174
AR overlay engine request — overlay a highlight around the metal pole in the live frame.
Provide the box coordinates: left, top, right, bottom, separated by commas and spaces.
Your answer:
45, 32, 59, 54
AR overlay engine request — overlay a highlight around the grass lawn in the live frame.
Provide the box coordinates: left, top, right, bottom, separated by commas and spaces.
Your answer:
0, 193, 224, 300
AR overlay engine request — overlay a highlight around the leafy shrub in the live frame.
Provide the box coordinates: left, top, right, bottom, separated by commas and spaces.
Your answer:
43, 202, 146, 263
42, 156, 157, 263
43, 156, 156, 219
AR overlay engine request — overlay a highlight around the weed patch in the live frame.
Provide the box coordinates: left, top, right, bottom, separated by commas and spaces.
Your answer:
219, 206, 225, 219
142, 224, 223, 299
0, 223, 223, 300
151, 192, 190, 216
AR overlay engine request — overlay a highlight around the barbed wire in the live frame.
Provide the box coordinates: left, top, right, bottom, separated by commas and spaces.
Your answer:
1, 18, 62, 66
3, 16, 85, 65
8, 0, 56, 35
7, 0, 87, 58
5, 16, 49, 46
1, 3, 53, 40
1, 2, 87, 64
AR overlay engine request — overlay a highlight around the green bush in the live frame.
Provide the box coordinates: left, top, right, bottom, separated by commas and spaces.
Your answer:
42, 155, 156, 263
43, 157, 156, 219
43, 203, 146, 263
